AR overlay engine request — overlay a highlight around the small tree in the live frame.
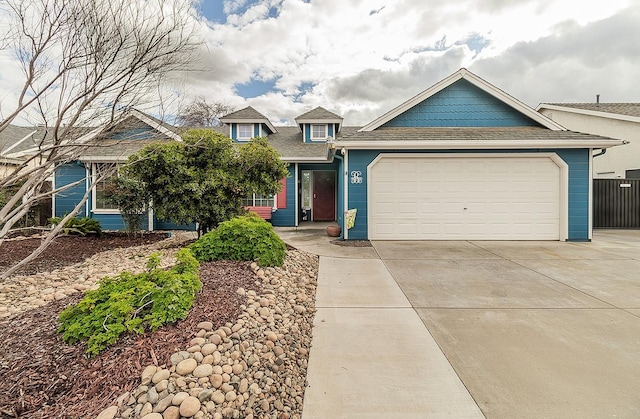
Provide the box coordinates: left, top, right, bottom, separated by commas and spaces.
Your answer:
121, 129, 288, 235
105, 176, 149, 236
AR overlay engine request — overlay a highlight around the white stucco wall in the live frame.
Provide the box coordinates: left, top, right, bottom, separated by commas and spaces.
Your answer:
540, 109, 639, 179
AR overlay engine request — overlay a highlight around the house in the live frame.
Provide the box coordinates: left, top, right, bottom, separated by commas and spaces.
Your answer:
537, 102, 640, 228
536, 102, 639, 179
0, 125, 44, 179
52, 68, 625, 241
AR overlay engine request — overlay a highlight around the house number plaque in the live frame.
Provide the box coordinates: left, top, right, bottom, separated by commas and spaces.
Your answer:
350, 170, 363, 184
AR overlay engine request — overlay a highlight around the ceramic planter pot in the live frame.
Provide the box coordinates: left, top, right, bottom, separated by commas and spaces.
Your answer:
326, 225, 341, 237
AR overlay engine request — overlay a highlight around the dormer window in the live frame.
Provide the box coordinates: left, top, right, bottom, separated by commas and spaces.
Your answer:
238, 124, 253, 140
311, 124, 327, 140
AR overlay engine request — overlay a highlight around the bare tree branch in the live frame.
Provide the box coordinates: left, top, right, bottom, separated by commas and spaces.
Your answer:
176, 97, 235, 127
0, 0, 204, 277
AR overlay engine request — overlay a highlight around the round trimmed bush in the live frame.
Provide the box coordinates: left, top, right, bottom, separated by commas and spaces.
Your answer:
189, 213, 287, 267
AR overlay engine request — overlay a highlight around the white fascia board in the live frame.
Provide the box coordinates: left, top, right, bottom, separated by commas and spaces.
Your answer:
222, 118, 278, 134
337, 139, 626, 150
537, 103, 640, 124
2, 130, 38, 155
281, 157, 332, 163
359, 68, 565, 132
80, 156, 129, 162
131, 109, 182, 142
295, 118, 343, 124
0, 156, 23, 164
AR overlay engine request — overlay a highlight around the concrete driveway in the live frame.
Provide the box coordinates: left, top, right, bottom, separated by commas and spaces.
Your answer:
375, 230, 640, 419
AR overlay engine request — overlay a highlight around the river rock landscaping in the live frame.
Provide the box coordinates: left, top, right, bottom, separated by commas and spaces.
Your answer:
0, 233, 318, 418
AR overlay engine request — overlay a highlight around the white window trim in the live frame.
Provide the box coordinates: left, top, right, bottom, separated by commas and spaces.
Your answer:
237, 123, 254, 141
244, 193, 277, 210
310, 124, 327, 141
91, 163, 120, 214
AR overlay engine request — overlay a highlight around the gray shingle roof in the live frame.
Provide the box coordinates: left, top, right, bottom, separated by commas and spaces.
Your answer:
546, 103, 640, 118
336, 126, 619, 143
180, 126, 330, 161
0, 125, 35, 155
295, 107, 343, 121
220, 106, 270, 121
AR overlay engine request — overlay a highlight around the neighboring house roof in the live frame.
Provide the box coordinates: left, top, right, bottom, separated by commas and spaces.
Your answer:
336, 126, 624, 149
537, 103, 640, 123
360, 68, 565, 132
220, 106, 278, 134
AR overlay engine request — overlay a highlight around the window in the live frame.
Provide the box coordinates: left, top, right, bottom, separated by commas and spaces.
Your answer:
238, 124, 253, 140
243, 193, 275, 208
311, 124, 326, 140
93, 163, 119, 212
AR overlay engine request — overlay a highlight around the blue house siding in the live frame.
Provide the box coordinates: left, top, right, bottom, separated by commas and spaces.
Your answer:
382, 79, 541, 128
91, 213, 127, 230
346, 149, 591, 241
154, 219, 196, 231
556, 149, 590, 241
54, 162, 87, 218
271, 165, 296, 226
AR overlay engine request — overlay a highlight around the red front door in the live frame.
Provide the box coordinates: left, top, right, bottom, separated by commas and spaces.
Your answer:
312, 171, 336, 221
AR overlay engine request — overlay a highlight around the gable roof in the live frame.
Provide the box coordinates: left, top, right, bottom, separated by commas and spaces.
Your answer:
78, 110, 181, 162
537, 103, 640, 124
360, 68, 565, 132
295, 106, 343, 122
0, 125, 40, 156
220, 106, 278, 134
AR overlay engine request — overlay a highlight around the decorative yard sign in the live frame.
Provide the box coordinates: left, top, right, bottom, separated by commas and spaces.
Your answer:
350, 170, 363, 184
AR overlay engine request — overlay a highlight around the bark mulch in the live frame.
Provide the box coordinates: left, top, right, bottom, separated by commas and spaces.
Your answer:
0, 236, 261, 418
0, 232, 169, 277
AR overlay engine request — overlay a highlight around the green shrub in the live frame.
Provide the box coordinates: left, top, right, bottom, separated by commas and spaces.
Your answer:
189, 213, 286, 267
49, 215, 103, 236
58, 248, 201, 356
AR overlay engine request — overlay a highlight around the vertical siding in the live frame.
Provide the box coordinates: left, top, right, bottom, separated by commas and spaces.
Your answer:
54, 162, 87, 218
346, 149, 591, 241
382, 79, 541, 128
271, 165, 296, 226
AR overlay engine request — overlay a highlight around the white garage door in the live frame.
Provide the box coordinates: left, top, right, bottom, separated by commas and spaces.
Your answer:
368, 154, 564, 240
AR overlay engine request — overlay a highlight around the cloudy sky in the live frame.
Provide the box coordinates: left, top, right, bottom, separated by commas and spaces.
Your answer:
1, 0, 639, 127
186, 0, 640, 126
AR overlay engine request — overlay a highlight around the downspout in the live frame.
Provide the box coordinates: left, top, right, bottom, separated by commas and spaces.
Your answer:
592, 149, 606, 158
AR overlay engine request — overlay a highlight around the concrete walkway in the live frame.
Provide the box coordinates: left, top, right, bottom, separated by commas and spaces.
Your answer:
275, 225, 484, 418
277, 225, 640, 418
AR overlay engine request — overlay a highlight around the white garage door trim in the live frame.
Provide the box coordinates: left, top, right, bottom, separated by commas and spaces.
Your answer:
367, 153, 568, 241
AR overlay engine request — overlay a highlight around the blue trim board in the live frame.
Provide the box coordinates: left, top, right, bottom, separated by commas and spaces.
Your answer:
346, 149, 591, 241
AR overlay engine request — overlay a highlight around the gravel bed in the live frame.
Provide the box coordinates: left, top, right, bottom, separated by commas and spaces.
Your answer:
0, 234, 319, 418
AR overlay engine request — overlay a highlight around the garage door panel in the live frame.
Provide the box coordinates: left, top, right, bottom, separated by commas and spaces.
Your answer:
369, 155, 561, 240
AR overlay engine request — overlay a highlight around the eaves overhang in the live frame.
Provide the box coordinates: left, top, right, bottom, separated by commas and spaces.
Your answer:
336, 139, 626, 150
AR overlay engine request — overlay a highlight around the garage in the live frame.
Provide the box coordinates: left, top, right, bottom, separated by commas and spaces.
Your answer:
368, 153, 567, 240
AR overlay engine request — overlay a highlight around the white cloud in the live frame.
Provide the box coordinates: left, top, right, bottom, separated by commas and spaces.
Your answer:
1, 0, 638, 127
